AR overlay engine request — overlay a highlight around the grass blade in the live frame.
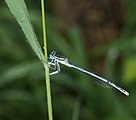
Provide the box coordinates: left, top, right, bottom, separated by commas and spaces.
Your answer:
5, 0, 47, 65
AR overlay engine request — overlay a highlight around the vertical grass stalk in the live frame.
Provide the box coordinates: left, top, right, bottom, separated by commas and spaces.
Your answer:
41, 0, 53, 120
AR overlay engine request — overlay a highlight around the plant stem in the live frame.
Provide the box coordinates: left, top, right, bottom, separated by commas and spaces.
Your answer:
41, 0, 53, 120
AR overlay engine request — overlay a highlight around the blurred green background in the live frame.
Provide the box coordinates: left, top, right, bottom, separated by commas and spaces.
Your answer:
0, 0, 136, 120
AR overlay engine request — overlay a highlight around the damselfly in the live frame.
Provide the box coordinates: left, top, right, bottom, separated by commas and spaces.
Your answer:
48, 51, 129, 96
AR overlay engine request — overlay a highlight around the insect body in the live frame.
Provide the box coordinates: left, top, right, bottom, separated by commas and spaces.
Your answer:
48, 51, 129, 96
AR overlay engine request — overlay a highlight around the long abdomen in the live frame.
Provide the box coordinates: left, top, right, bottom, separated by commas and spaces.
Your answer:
70, 64, 129, 96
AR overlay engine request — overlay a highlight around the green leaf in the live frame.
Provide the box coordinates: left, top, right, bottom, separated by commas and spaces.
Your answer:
123, 57, 136, 84
5, 0, 46, 65
0, 60, 42, 87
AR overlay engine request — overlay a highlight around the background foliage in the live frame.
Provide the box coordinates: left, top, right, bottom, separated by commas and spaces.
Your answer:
0, 0, 136, 120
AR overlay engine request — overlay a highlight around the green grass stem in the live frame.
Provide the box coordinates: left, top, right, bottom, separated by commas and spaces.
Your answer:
41, 0, 53, 120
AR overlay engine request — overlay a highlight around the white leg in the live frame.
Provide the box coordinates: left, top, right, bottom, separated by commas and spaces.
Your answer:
48, 62, 56, 70
49, 62, 61, 75
49, 71, 59, 75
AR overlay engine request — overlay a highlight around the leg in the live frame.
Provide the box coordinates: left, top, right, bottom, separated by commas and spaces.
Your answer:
41, 59, 55, 69
48, 61, 56, 70
49, 61, 61, 75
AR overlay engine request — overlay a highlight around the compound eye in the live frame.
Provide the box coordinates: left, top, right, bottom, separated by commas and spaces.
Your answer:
49, 51, 56, 59
51, 51, 56, 56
